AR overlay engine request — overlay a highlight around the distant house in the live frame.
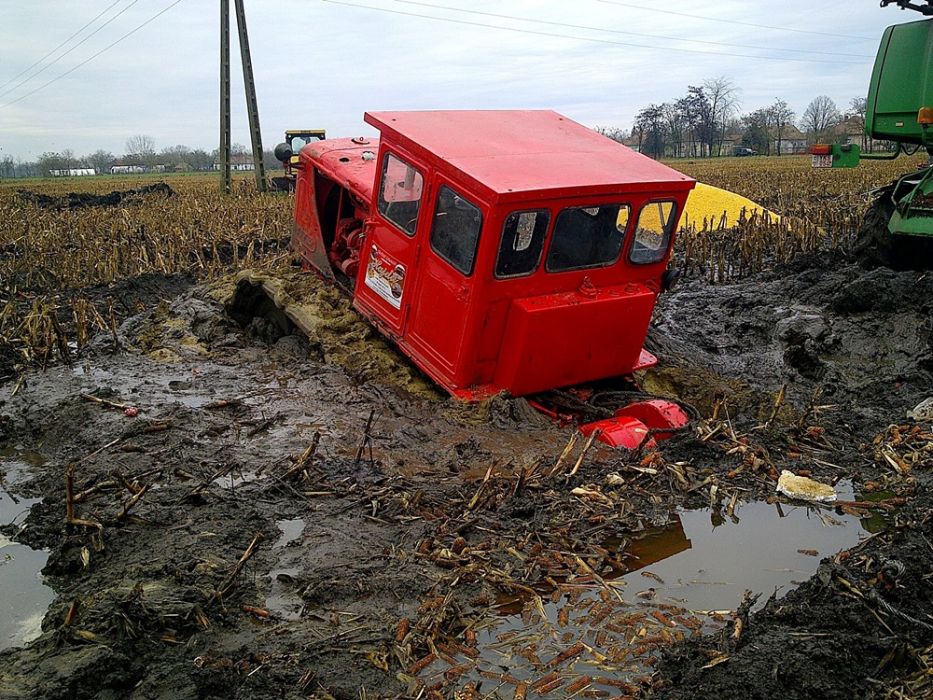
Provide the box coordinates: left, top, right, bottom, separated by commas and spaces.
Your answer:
829, 116, 892, 152
212, 162, 256, 171
770, 125, 808, 155
110, 164, 147, 174
719, 128, 744, 155
49, 168, 96, 177
832, 116, 865, 144
213, 154, 256, 171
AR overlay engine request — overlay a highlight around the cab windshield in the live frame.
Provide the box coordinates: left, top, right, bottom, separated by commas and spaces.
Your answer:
545, 204, 631, 272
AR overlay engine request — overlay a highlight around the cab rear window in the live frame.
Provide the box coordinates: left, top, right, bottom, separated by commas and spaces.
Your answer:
495, 209, 549, 278
430, 185, 483, 275
377, 153, 424, 236
546, 204, 630, 272
630, 201, 677, 265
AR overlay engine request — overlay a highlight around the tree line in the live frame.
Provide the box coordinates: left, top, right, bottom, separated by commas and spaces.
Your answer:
599, 77, 876, 159
0, 134, 281, 179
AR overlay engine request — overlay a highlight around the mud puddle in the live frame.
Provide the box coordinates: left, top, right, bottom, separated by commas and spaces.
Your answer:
424, 491, 882, 695
264, 518, 307, 621
0, 447, 54, 651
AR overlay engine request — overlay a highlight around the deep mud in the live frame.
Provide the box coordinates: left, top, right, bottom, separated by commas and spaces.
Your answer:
15, 183, 175, 210
0, 251, 931, 699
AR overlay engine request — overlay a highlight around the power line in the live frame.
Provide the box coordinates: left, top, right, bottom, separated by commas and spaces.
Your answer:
393, 0, 873, 59
0, 0, 186, 109
0, 0, 125, 92
320, 0, 870, 65
597, 0, 876, 41
0, 0, 142, 101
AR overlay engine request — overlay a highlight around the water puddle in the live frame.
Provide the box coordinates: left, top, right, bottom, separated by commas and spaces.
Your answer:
423, 491, 884, 695
264, 518, 306, 621
0, 446, 55, 650
274, 518, 306, 548
212, 469, 267, 489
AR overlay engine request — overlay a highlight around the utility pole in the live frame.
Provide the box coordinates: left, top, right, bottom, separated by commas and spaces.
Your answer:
219, 0, 231, 194
233, 0, 267, 192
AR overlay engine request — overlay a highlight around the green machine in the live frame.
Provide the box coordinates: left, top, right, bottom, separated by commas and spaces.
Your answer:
812, 1, 933, 265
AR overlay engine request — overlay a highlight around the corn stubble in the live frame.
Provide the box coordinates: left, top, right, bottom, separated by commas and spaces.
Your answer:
673, 154, 924, 282
0, 156, 923, 368
0, 176, 291, 370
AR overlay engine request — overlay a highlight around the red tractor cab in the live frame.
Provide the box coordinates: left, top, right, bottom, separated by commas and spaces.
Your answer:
288, 110, 696, 447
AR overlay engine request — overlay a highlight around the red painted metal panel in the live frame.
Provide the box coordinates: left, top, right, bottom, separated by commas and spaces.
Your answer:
493, 282, 657, 396
363, 110, 694, 201
353, 145, 429, 336
299, 137, 378, 202
291, 167, 334, 279
580, 415, 655, 450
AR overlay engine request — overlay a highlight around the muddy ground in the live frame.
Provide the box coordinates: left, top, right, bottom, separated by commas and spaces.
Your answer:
0, 250, 931, 699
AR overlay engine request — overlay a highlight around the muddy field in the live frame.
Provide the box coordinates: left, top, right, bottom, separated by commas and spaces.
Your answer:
1, 169, 932, 699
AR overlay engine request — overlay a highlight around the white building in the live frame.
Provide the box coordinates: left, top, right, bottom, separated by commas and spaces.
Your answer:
110, 165, 147, 174
49, 168, 96, 177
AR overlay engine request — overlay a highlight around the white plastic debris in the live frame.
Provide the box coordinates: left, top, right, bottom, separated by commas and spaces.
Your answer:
907, 397, 933, 421
776, 470, 837, 503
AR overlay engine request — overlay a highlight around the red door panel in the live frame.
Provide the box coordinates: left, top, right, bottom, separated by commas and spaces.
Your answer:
353, 151, 427, 335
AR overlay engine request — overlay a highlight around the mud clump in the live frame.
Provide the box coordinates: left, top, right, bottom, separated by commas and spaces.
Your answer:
15, 183, 175, 210
653, 251, 933, 432
224, 269, 439, 398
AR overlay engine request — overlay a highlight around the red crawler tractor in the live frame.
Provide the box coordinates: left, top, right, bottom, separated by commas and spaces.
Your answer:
264, 110, 697, 449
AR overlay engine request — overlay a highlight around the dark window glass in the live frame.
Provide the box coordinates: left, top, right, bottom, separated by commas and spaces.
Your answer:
630, 201, 677, 265
377, 153, 424, 236
430, 185, 483, 276
495, 210, 549, 278
545, 204, 631, 272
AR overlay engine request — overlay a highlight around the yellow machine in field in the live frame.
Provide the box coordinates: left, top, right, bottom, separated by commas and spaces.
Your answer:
270, 129, 326, 192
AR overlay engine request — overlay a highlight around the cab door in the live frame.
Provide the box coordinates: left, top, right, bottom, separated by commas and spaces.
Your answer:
354, 150, 428, 336
405, 179, 485, 382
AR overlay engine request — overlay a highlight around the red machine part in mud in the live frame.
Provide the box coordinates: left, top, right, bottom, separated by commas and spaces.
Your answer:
328, 217, 365, 278
579, 399, 692, 449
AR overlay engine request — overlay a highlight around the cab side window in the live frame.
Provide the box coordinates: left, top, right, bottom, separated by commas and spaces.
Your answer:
630, 201, 677, 265
430, 185, 483, 275
377, 153, 424, 236
495, 210, 549, 278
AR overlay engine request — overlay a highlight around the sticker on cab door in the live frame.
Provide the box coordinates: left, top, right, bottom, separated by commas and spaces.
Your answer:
364, 245, 405, 310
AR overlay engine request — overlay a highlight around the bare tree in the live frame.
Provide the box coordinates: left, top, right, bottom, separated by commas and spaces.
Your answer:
634, 104, 668, 158
741, 108, 772, 155
663, 102, 686, 158
188, 148, 213, 171
595, 126, 628, 144
86, 149, 115, 175
37, 151, 79, 175
769, 99, 796, 156
801, 96, 841, 143
849, 96, 869, 151
704, 76, 740, 156
683, 86, 715, 157
125, 134, 156, 163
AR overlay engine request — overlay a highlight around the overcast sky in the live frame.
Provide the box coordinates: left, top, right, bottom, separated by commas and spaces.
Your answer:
0, 0, 922, 160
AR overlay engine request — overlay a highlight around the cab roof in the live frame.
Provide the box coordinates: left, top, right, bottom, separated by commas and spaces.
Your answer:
364, 110, 695, 203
